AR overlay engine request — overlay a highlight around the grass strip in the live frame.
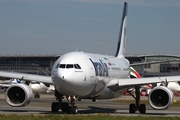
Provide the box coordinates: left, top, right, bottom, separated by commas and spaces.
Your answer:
0, 114, 179, 120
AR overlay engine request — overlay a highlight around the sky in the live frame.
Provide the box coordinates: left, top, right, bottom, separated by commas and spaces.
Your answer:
0, 0, 180, 56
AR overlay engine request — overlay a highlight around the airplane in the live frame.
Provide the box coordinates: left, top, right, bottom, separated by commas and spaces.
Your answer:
0, 2, 180, 114
29, 81, 54, 98
130, 67, 180, 95
0, 79, 54, 98
122, 67, 153, 96
0, 78, 21, 90
130, 67, 153, 89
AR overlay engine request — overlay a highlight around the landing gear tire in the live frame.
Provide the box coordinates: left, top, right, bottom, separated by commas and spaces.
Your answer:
71, 106, 78, 114
34, 93, 40, 98
61, 102, 69, 113
51, 102, 59, 112
61, 103, 78, 114
129, 104, 136, 113
139, 104, 146, 114
128, 87, 147, 114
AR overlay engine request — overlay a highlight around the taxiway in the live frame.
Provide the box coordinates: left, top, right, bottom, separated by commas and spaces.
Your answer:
0, 93, 180, 116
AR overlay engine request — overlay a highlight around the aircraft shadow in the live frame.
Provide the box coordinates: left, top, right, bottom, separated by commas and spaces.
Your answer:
80, 106, 116, 114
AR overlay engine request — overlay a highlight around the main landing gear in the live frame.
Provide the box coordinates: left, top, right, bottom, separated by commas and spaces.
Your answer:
128, 87, 146, 114
34, 93, 40, 98
51, 91, 78, 114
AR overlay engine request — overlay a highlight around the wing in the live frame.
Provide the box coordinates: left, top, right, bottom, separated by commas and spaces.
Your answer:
107, 76, 180, 92
0, 71, 52, 84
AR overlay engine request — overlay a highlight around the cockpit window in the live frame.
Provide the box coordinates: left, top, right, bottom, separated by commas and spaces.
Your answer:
74, 64, 81, 69
59, 64, 66, 68
55, 64, 59, 69
59, 64, 81, 69
66, 64, 73, 69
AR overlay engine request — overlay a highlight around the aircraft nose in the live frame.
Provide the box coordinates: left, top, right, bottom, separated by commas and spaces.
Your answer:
56, 69, 77, 89
55, 68, 94, 96
57, 69, 73, 83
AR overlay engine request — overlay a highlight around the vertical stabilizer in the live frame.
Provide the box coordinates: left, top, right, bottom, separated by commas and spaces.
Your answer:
115, 2, 128, 57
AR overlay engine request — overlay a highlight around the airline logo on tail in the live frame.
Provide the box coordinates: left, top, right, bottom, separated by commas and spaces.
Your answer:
130, 67, 141, 78
130, 67, 152, 88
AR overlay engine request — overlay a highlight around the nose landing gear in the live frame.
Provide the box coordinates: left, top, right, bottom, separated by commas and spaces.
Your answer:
51, 92, 78, 114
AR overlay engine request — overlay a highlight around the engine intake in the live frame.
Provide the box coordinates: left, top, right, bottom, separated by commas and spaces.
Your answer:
148, 86, 174, 110
5, 84, 33, 107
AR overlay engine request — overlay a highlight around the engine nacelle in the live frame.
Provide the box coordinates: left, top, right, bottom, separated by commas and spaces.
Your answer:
5, 84, 33, 107
148, 86, 174, 110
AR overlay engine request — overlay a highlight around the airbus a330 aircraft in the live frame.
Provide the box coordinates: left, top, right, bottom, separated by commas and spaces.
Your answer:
0, 79, 54, 98
130, 67, 180, 95
0, 2, 180, 114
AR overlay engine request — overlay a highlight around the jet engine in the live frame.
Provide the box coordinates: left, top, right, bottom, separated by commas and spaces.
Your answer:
148, 86, 174, 110
5, 84, 33, 107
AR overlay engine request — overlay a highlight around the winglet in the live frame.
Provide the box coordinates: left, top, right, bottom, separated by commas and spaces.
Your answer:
115, 2, 128, 57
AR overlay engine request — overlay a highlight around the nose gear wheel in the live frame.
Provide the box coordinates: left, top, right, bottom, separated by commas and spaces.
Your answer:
51, 92, 78, 114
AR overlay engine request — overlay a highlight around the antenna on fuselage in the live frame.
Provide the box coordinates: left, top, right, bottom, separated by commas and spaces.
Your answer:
115, 2, 128, 58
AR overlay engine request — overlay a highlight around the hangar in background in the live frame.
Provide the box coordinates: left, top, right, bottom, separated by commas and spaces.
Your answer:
0, 54, 180, 77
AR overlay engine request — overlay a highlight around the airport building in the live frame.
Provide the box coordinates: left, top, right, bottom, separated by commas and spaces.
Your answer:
0, 55, 59, 76
0, 54, 180, 77
128, 54, 180, 77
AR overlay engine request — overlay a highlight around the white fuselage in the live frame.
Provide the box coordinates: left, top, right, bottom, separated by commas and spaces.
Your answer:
51, 51, 130, 99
